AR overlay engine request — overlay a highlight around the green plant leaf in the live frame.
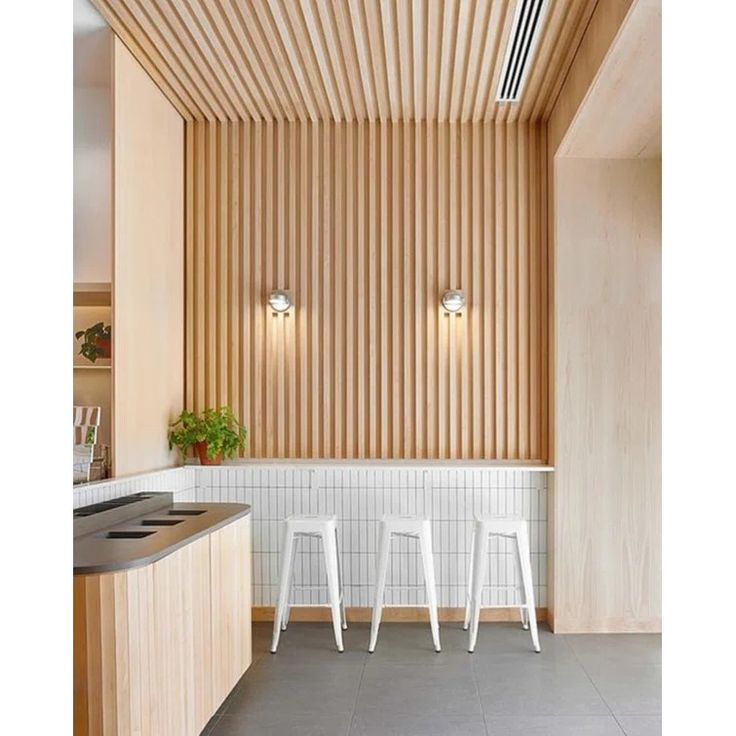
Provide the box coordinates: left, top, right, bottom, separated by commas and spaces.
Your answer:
76, 322, 112, 363
168, 406, 248, 460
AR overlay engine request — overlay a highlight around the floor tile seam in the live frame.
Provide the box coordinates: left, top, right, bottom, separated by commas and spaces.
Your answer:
347, 650, 369, 736
468, 648, 492, 736
564, 638, 627, 735
481, 707, 627, 716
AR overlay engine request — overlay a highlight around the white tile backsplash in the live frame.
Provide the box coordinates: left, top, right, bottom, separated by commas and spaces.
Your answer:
73, 464, 547, 609
72, 466, 196, 508
194, 465, 548, 609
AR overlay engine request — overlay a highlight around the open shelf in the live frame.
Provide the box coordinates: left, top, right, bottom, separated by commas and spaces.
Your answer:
74, 282, 112, 307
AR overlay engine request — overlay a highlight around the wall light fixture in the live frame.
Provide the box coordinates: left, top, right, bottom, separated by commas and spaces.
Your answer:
267, 289, 292, 313
441, 289, 465, 314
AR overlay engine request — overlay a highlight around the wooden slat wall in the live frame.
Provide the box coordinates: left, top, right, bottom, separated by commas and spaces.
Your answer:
186, 120, 547, 460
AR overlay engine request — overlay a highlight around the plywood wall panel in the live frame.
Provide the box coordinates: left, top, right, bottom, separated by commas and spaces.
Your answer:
113, 37, 183, 476
552, 157, 661, 632
186, 120, 548, 460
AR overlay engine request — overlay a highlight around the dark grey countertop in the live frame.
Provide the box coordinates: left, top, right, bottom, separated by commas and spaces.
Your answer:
73, 501, 251, 575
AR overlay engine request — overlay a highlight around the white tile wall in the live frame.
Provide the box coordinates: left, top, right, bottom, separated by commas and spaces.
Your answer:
72, 467, 196, 508
195, 466, 548, 609
73, 464, 548, 610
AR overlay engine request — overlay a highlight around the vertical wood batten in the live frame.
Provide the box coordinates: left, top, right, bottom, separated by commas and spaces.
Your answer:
194, 122, 206, 413
185, 122, 195, 411
218, 122, 229, 409
506, 122, 518, 458
518, 121, 530, 459
241, 119, 250, 457
494, 122, 507, 457
184, 121, 547, 460
529, 122, 541, 459
229, 121, 240, 424
205, 125, 216, 408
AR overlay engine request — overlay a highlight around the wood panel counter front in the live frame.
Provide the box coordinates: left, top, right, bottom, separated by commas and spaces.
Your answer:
73, 509, 252, 735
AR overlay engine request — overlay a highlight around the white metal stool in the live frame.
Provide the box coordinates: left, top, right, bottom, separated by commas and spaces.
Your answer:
271, 514, 347, 653
463, 516, 541, 653
369, 515, 441, 653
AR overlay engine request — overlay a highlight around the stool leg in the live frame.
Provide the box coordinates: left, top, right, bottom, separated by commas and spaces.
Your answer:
419, 523, 441, 652
512, 538, 529, 630
468, 528, 488, 653
271, 525, 295, 653
335, 527, 348, 630
520, 605, 530, 631
321, 527, 345, 652
463, 524, 476, 631
515, 525, 541, 653
282, 537, 299, 631
368, 524, 390, 653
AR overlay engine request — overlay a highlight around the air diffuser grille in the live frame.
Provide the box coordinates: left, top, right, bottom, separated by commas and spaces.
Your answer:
497, 0, 548, 102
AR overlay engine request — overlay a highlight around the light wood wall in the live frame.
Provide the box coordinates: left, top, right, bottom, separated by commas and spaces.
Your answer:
185, 120, 548, 460
113, 37, 184, 475
545, 0, 662, 634
551, 158, 661, 633
547, 0, 635, 156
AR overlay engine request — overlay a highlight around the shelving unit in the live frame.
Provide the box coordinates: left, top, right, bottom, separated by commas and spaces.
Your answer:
73, 287, 113, 477
73, 282, 111, 307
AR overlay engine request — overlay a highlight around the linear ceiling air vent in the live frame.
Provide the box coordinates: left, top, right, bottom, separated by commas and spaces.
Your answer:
496, 0, 548, 103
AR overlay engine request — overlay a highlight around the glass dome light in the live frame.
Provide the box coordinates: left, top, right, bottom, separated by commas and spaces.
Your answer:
267, 289, 292, 313
441, 289, 465, 313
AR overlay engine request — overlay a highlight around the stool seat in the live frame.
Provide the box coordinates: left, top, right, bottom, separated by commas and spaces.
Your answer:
474, 515, 524, 533
284, 513, 338, 532
271, 514, 346, 654
380, 514, 429, 534
463, 516, 540, 654
369, 515, 441, 653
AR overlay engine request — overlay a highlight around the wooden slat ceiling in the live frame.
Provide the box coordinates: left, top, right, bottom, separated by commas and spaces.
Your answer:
93, 0, 596, 122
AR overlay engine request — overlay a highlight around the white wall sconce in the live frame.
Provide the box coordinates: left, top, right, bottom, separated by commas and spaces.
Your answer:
441, 289, 465, 314
267, 289, 292, 313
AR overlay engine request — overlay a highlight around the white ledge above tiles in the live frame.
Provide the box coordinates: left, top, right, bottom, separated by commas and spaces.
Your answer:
186, 459, 554, 472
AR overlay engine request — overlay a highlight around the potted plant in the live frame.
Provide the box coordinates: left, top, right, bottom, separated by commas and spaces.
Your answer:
75, 322, 112, 363
168, 406, 247, 465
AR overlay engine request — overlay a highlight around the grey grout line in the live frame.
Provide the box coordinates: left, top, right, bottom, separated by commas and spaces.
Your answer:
347, 650, 368, 736
468, 640, 492, 736
563, 637, 628, 735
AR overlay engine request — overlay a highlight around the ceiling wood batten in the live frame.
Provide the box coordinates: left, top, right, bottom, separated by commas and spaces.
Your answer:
91, 0, 595, 123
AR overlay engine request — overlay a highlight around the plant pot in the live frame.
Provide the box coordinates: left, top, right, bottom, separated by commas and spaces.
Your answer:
194, 441, 222, 466
95, 337, 112, 359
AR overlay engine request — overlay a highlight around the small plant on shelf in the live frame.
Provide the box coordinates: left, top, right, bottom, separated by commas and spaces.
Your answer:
168, 406, 247, 466
75, 322, 112, 363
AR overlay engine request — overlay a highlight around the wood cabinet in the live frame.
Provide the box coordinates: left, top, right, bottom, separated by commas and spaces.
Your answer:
74, 515, 252, 735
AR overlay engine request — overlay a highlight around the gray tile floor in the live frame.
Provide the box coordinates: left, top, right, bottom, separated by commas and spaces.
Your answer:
202, 622, 661, 736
